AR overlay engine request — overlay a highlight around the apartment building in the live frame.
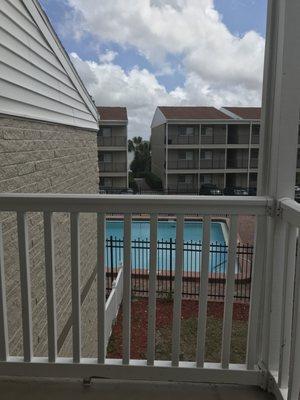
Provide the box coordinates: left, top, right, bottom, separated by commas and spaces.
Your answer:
151, 106, 262, 193
97, 107, 128, 192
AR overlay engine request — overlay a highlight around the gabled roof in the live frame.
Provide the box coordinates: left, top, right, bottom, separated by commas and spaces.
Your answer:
158, 106, 232, 120
97, 107, 128, 122
222, 107, 261, 120
0, 0, 99, 130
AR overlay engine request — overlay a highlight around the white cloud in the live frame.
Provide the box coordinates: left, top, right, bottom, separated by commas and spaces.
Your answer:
71, 53, 261, 139
66, 0, 266, 138
98, 50, 118, 63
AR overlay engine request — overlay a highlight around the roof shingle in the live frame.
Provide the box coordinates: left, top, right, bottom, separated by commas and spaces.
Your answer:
97, 106, 128, 121
158, 106, 232, 120
223, 107, 261, 120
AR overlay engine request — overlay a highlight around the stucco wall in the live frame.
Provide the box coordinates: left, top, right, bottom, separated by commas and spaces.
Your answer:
0, 115, 99, 357
150, 124, 166, 187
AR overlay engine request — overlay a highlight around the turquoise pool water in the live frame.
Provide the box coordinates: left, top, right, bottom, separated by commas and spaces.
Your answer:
105, 220, 228, 272
106, 220, 226, 243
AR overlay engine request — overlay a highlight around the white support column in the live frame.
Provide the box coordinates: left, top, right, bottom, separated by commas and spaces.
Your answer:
258, 0, 300, 372
165, 123, 169, 192
198, 124, 202, 193
224, 124, 228, 187
247, 122, 252, 189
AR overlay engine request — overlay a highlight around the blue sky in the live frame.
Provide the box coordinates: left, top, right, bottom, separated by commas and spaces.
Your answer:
39, 0, 267, 138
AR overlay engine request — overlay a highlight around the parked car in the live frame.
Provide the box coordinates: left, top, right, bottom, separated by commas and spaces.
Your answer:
199, 183, 222, 195
224, 186, 249, 196
120, 188, 134, 194
295, 186, 300, 202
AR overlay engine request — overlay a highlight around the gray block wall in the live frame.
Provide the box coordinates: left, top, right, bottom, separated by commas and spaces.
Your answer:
0, 115, 99, 357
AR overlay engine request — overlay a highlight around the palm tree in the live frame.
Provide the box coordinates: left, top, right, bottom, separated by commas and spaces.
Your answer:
128, 136, 143, 152
127, 136, 151, 176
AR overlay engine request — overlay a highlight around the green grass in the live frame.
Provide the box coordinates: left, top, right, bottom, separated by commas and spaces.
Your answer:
156, 316, 248, 363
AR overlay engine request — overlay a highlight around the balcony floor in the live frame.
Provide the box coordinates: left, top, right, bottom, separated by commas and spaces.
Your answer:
0, 377, 275, 400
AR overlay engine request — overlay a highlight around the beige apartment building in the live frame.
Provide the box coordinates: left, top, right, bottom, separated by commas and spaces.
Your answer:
151, 106, 264, 194
97, 107, 128, 192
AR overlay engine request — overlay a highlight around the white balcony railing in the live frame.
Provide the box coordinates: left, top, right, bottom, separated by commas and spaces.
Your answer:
0, 193, 300, 399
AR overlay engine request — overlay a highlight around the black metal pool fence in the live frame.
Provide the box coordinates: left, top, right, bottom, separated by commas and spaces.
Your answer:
105, 236, 253, 301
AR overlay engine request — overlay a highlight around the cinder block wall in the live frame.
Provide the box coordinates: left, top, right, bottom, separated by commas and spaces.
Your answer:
0, 115, 99, 357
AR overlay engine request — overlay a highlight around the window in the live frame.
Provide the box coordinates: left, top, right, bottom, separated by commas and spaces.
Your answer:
200, 174, 212, 183
179, 126, 195, 135
201, 150, 212, 160
100, 153, 112, 162
101, 127, 112, 137
100, 177, 113, 187
185, 151, 193, 161
178, 175, 193, 184
179, 151, 193, 160
202, 126, 213, 136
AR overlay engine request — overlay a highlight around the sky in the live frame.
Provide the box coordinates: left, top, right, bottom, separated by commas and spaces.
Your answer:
40, 0, 268, 139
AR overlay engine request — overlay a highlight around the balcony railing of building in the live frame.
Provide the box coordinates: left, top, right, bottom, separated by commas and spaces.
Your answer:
0, 193, 300, 400
97, 136, 127, 147
168, 135, 199, 145
167, 183, 199, 194
251, 135, 260, 145
227, 158, 249, 169
200, 134, 227, 145
250, 158, 259, 169
200, 158, 225, 169
99, 162, 127, 173
168, 160, 199, 169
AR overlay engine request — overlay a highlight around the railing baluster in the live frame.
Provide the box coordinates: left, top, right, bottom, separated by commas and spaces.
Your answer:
278, 224, 297, 388
147, 214, 157, 366
123, 214, 131, 365
196, 216, 211, 367
0, 223, 8, 361
70, 212, 81, 363
43, 212, 57, 362
221, 215, 238, 369
97, 213, 106, 363
17, 212, 33, 362
171, 215, 184, 367
288, 236, 300, 400
246, 215, 267, 369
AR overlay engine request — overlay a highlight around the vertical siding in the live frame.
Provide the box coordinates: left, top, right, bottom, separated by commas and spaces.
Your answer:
0, 0, 98, 130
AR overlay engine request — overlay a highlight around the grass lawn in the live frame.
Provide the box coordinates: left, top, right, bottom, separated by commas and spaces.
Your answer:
156, 316, 248, 363
107, 298, 249, 363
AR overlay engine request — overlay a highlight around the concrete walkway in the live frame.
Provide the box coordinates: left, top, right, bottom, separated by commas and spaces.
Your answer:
0, 377, 275, 400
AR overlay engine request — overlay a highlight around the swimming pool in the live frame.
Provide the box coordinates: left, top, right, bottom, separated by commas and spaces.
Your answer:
105, 220, 228, 273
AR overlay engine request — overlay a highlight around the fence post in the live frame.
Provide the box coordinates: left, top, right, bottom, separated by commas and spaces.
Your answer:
169, 238, 173, 295
110, 236, 114, 289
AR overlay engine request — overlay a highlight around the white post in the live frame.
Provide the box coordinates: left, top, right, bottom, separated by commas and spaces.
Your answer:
165, 123, 169, 192
258, 0, 300, 372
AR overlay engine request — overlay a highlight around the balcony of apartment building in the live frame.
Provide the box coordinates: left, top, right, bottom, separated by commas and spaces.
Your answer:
227, 149, 249, 170
167, 125, 199, 146
98, 152, 127, 175
200, 124, 227, 145
1, 3, 300, 400
167, 149, 199, 171
97, 127, 127, 150
250, 149, 259, 170
167, 173, 199, 193
227, 124, 250, 146
200, 150, 226, 170
251, 125, 260, 145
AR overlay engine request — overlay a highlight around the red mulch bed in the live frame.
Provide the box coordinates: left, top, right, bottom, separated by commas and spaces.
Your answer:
107, 298, 249, 359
